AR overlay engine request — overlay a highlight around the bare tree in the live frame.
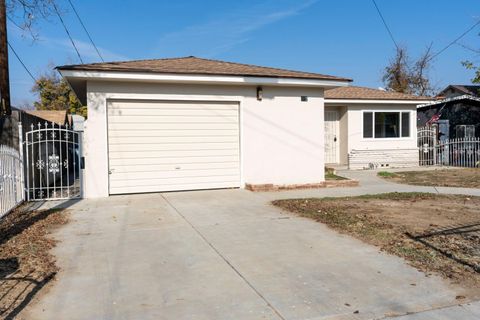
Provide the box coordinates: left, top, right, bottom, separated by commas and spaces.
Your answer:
6, 0, 57, 38
382, 45, 435, 96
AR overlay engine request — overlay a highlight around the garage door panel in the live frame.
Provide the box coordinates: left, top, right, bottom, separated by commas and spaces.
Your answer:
108, 135, 239, 145
109, 101, 238, 111
109, 181, 239, 195
110, 168, 240, 181
108, 108, 238, 117
108, 122, 237, 131
108, 142, 239, 153
107, 100, 240, 194
109, 149, 239, 159
110, 175, 240, 188
108, 115, 238, 124
109, 156, 239, 166
111, 162, 239, 173
109, 129, 238, 138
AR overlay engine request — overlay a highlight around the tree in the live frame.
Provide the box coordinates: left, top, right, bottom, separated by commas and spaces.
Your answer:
32, 71, 86, 118
382, 45, 435, 96
462, 60, 480, 84
6, 0, 57, 38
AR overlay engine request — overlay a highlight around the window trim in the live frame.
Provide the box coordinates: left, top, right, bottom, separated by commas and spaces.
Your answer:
362, 110, 412, 140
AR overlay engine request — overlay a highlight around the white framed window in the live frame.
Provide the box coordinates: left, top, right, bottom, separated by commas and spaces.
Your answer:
363, 111, 410, 139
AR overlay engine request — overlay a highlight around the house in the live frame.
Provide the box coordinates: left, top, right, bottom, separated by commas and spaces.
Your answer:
417, 85, 480, 139
324, 86, 432, 169
437, 84, 480, 99
58, 57, 429, 198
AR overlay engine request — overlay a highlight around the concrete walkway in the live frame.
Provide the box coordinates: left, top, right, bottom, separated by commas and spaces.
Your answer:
23, 171, 480, 320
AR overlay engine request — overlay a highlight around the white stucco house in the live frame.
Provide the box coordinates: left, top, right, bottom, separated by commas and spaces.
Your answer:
58, 57, 431, 198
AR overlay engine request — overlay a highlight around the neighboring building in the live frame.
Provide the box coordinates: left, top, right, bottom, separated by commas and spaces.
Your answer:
417, 84, 480, 139
324, 86, 432, 169
437, 84, 480, 99
25, 110, 71, 126
58, 57, 428, 198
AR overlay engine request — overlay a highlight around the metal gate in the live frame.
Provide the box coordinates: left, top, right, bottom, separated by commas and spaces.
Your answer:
418, 125, 437, 166
24, 122, 83, 201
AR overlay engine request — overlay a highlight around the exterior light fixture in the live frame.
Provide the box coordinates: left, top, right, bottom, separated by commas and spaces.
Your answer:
256, 86, 263, 101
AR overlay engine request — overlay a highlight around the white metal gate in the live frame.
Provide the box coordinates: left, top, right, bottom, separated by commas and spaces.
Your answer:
24, 122, 83, 201
418, 125, 437, 166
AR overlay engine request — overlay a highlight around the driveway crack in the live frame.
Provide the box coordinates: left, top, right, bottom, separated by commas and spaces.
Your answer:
160, 194, 287, 320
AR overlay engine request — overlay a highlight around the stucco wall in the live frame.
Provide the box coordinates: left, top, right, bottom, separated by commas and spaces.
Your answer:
85, 81, 325, 198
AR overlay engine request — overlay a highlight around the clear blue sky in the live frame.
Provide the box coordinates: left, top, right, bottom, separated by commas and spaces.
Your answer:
7, 0, 480, 106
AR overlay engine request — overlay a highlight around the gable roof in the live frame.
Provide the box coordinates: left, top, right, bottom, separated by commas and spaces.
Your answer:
325, 86, 432, 101
57, 56, 352, 82
438, 85, 480, 97
25, 110, 69, 125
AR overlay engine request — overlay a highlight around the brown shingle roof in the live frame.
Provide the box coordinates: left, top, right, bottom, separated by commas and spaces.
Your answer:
325, 86, 432, 100
57, 56, 352, 82
26, 110, 69, 125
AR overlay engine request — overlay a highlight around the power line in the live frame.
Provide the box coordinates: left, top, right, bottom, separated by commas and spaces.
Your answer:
7, 41, 36, 82
52, 2, 84, 64
428, 19, 480, 62
371, 0, 399, 50
67, 0, 104, 62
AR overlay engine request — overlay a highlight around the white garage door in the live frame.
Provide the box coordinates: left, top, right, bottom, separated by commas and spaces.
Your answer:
107, 100, 240, 195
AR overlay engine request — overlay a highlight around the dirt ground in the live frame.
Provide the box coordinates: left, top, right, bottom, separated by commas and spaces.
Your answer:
379, 169, 480, 188
273, 193, 480, 298
0, 206, 68, 320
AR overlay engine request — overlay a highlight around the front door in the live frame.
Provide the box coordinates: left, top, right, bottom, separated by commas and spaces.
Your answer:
324, 110, 339, 164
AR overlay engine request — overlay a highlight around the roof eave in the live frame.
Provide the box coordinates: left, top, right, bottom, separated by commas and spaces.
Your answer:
58, 69, 351, 105
325, 98, 434, 104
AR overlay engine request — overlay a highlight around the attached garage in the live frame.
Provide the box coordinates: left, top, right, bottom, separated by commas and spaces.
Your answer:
58, 56, 352, 198
107, 100, 240, 194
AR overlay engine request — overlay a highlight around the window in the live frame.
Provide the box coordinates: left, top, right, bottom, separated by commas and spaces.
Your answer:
363, 112, 373, 138
363, 111, 410, 139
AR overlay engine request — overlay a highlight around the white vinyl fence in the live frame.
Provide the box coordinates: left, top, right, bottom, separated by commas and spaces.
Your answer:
418, 125, 480, 167
0, 144, 24, 218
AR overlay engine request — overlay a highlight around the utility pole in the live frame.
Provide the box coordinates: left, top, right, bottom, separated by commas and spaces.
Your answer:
0, 0, 11, 116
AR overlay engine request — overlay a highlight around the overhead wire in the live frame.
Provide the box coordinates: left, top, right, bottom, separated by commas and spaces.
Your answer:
67, 0, 104, 62
52, 2, 84, 64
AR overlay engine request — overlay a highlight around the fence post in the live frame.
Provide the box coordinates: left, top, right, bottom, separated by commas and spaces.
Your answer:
18, 122, 24, 201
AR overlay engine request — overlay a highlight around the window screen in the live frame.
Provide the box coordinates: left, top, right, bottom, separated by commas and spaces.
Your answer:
401, 112, 410, 137
363, 112, 373, 138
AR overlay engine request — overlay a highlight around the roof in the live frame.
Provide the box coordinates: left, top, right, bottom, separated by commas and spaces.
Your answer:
57, 56, 352, 82
417, 94, 480, 109
325, 86, 432, 101
438, 85, 480, 97
25, 110, 69, 125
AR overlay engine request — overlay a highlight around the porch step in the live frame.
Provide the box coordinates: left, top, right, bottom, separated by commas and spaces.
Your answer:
348, 148, 419, 170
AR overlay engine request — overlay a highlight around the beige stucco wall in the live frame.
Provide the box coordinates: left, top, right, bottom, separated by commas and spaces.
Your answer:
84, 81, 326, 198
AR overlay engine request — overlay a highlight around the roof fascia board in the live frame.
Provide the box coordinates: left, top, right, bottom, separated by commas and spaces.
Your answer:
58, 70, 350, 88
325, 99, 433, 104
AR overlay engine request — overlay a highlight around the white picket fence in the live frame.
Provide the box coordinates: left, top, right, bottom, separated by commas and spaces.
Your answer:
0, 144, 24, 218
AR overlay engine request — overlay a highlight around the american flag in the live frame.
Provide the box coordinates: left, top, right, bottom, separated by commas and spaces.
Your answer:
426, 103, 446, 126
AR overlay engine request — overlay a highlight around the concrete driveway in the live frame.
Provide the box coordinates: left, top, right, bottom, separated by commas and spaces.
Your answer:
25, 187, 479, 320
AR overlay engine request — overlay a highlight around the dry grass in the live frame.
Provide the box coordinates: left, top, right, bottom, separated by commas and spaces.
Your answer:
0, 206, 69, 319
378, 169, 480, 188
273, 193, 480, 298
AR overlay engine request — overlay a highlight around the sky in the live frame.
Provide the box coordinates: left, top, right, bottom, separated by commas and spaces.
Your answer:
6, 0, 480, 107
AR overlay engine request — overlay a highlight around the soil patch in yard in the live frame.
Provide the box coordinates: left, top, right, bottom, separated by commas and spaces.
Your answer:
0, 206, 69, 320
378, 169, 480, 188
273, 193, 480, 298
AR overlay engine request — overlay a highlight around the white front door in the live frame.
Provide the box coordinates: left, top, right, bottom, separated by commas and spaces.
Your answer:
324, 110, 339, 164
